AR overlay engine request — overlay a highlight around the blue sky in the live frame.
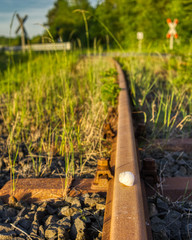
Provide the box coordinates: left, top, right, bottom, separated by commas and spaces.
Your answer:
0, 0, 98, 38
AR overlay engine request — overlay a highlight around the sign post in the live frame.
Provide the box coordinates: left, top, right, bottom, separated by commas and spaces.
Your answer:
15, 14, 28, 52
166, 18, 178, 50
137, 32, 143, 52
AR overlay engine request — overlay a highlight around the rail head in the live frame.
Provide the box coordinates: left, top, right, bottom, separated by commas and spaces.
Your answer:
110, 61, 148, 240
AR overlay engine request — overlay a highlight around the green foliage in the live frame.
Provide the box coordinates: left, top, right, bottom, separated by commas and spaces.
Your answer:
119, 54, 192, 138
30, 35, 42, 44
0, 36, 21, 46
46, 0, 93, 43
100, 68, 120, 109
44, 0, 192, 50
0, 50, 116, 178
1, 0, 191, 50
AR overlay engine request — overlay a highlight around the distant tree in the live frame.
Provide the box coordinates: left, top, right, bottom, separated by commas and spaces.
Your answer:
30, 35, 42, 44
46, 0, 191, 49
46, 0, 93, 45
165, 0, 192, 43
0, 36, 21, 46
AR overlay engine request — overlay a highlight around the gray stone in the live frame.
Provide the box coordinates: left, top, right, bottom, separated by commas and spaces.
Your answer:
148, 202, 158, 217
177, 159, 186, 165
45, 215, 59, 228
58, 226, 69, 240
25, 211, 35, 222
59, 206, 78, 217
166, 154, 175, 163
47, 205, 57, 215
70, 218, 86, 240
14, 238, 26, 240
170, 231, 182, 240
51, 200, 67, 208
153, 231, 169, 240
39, 225, 45, 238
34, 206, 47, 221
29, 220, 39, 236
6, 208, 17, 218
179, 166, 187, 175
150, 216, 166, 233
45, 224, 58, 239
0, 199, 4, 205
84, 197, 97, 207
167, 210, 181, 220
156, 198, 169, 212
18, 219, 32, 230
71, 211, 82, 222
185, 223, 192, 232
170, 164, 179, 173
0, 208, 8, 219
30, 204, 37, 211
0, 223, 12, 232
164, 210, 181, 232
82, 216, 91, 224
0, 231, 16, 240
17, 208, 28, 218
96, 203, 105, 210
82, 193, 89, 199
57, 217, 71, 230
71, 198, 81, 208
64, 196, 74, 204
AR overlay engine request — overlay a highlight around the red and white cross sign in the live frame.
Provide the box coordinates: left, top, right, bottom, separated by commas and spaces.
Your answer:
166, 18, 178, 39
166, 18, 178, 49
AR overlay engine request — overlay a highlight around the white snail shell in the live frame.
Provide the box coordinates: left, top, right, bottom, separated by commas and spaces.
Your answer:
119, 171, 135, 186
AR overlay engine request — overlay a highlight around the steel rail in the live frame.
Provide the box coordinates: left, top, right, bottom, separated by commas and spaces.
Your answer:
103, 61, 148, 240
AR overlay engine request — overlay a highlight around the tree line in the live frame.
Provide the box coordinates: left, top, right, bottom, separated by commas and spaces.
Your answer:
1, 0, 191, 49
45, 0, 192, 49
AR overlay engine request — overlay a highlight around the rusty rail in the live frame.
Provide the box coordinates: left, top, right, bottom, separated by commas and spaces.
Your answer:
102, 61, 148, 240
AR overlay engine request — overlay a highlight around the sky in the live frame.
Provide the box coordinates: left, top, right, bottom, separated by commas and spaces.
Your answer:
0, 0, 98, 38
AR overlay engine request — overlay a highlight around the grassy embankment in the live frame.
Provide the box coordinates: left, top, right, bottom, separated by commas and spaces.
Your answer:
118, 53, 192, 140
0, 50, 119, 193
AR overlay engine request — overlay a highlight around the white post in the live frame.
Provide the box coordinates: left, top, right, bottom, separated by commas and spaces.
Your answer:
170, 35, 173, 50
137, 32, 143, 52
21, 24, 25, 53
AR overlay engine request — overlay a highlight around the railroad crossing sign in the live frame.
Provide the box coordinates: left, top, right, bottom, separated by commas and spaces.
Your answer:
15, 14, 28, 51
166, 18, 178, 50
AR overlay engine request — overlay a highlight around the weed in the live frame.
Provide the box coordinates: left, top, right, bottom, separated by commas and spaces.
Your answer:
118, 54, 192, 138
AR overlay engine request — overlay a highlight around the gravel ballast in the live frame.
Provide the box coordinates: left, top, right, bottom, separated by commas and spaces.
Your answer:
0, 193, 105, 239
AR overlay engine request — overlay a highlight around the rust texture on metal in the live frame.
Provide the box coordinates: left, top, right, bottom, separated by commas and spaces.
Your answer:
141, 180, 153, 240
102, 140, 116, 240
91, 158, 113, 191
142, 158, 158, 184
155, 138, 192, 152
0, 178, 106, 203
146, 177, 192, 201
110, 61, 148, 240
159, 177, 192, 201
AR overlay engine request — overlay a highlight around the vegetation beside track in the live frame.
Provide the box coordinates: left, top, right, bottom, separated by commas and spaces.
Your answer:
118, 54, 192, 140
0, 51, 119, 188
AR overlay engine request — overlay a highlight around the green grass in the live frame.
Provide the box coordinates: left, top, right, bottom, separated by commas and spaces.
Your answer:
118, 53, 192, 139
0, 50, 118, 180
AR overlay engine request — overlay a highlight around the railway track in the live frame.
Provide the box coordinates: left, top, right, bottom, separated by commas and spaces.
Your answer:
0, 57, 192, 239
0, 58, 150, 239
